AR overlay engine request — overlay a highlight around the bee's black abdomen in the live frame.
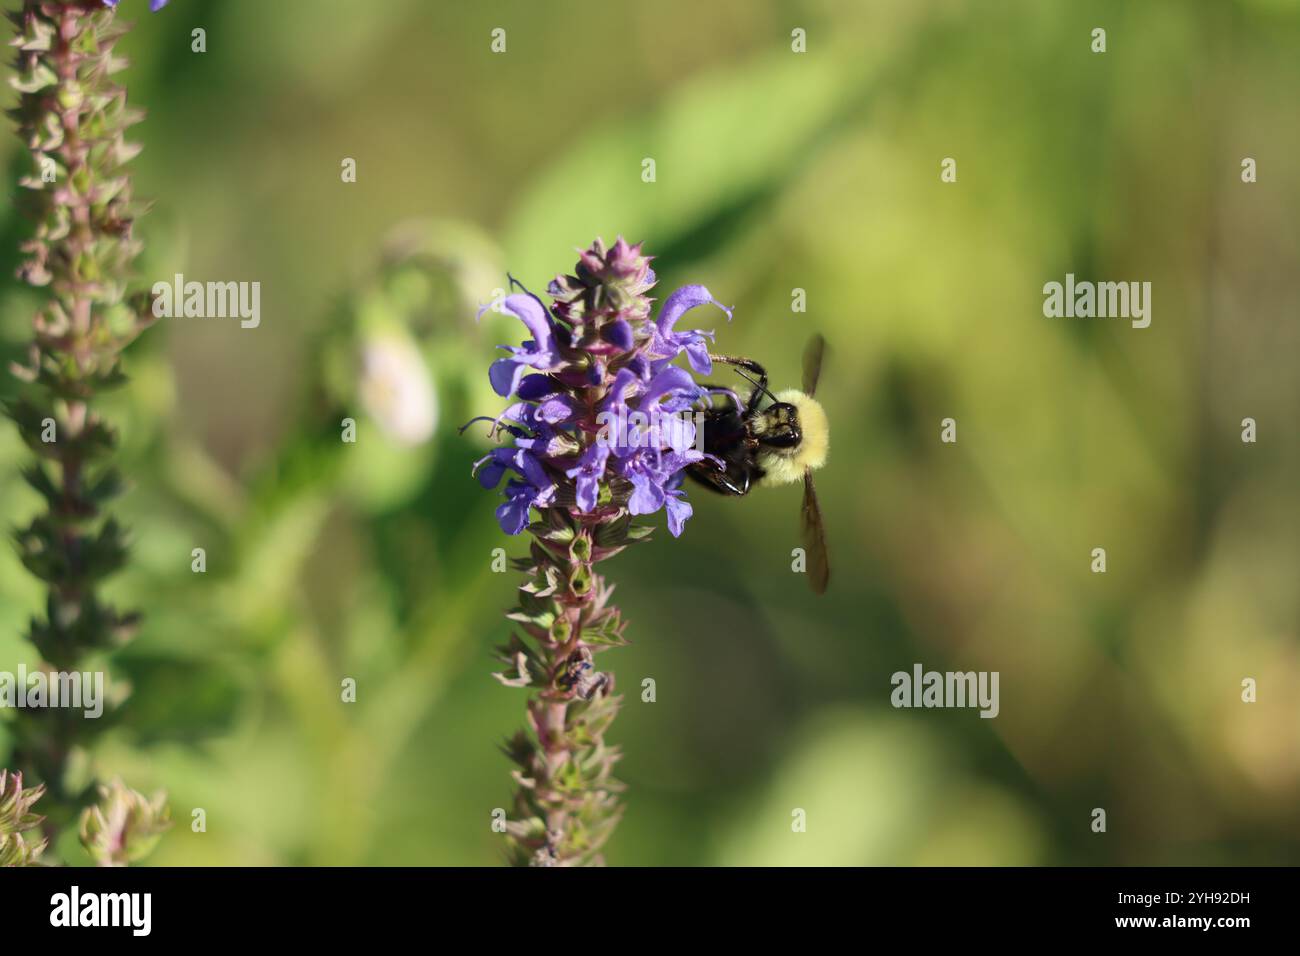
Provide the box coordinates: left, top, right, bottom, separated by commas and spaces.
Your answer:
687, 405, 759, 496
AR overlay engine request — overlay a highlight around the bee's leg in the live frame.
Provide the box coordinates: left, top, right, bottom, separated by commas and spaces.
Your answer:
708, 355, 771, 414
715, 471, 751, 496
712, 468, 750, 496
697, 384, 743, 412
686, 462, 751, 496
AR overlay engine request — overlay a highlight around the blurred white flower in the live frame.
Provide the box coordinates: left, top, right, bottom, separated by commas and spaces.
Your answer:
359, 333, 437, 446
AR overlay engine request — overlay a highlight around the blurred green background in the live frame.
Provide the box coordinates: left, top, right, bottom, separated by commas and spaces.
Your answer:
2, 0, 1298, 865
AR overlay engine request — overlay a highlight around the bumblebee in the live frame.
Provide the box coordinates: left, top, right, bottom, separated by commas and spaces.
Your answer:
686, 335, 830, 594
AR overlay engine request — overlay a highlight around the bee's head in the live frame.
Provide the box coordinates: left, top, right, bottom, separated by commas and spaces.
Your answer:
756, 389, 829, 485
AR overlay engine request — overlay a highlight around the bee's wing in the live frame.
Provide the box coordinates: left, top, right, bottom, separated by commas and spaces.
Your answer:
801, 470, 830, 595
802, 334, 827, 398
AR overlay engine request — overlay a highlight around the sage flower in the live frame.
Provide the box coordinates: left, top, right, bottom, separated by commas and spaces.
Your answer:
470, 237, 728, 865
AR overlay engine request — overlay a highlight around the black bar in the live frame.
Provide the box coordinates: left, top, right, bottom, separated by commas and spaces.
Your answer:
1, 866, 1288, 940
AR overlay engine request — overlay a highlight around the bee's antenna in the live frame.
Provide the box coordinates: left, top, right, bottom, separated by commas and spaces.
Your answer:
733, 368, 778, 404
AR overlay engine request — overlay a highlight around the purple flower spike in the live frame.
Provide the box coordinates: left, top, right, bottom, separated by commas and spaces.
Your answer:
474, 245, 724, 540
469, 238, 732, 866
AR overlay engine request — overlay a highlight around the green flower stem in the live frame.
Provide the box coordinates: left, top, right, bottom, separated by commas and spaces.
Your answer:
497, 492, 637, 867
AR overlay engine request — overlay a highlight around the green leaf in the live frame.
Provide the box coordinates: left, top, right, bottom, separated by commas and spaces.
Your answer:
580, 611, 628, 648
506, 606, 555, 630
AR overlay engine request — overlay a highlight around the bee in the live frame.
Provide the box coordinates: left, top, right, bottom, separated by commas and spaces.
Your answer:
557, 647, 609, 700
686, 334, 830, 594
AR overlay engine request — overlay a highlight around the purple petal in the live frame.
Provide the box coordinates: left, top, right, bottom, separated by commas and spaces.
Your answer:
574, 441, 611, 473
502, 294, 555, 353
656, 285, 731, 337
598, 368, 640, 416
476, 461, 507, 489
602, 319, 634, 351
575, 476, 599, 513
664, 491, 692, 537
656, 389, 701, 413
496, 492, 532, 535
489, 357, 527, 397
516, 453, 553, 498
567, 446, 610, 514
659, 414, 697, 454
516, 375, 556, 401
640, 366, 698, 408
627, 472, 665, 516
683, 338, 713, 375
496, 402, 535, 428
536, 394, 579, 424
